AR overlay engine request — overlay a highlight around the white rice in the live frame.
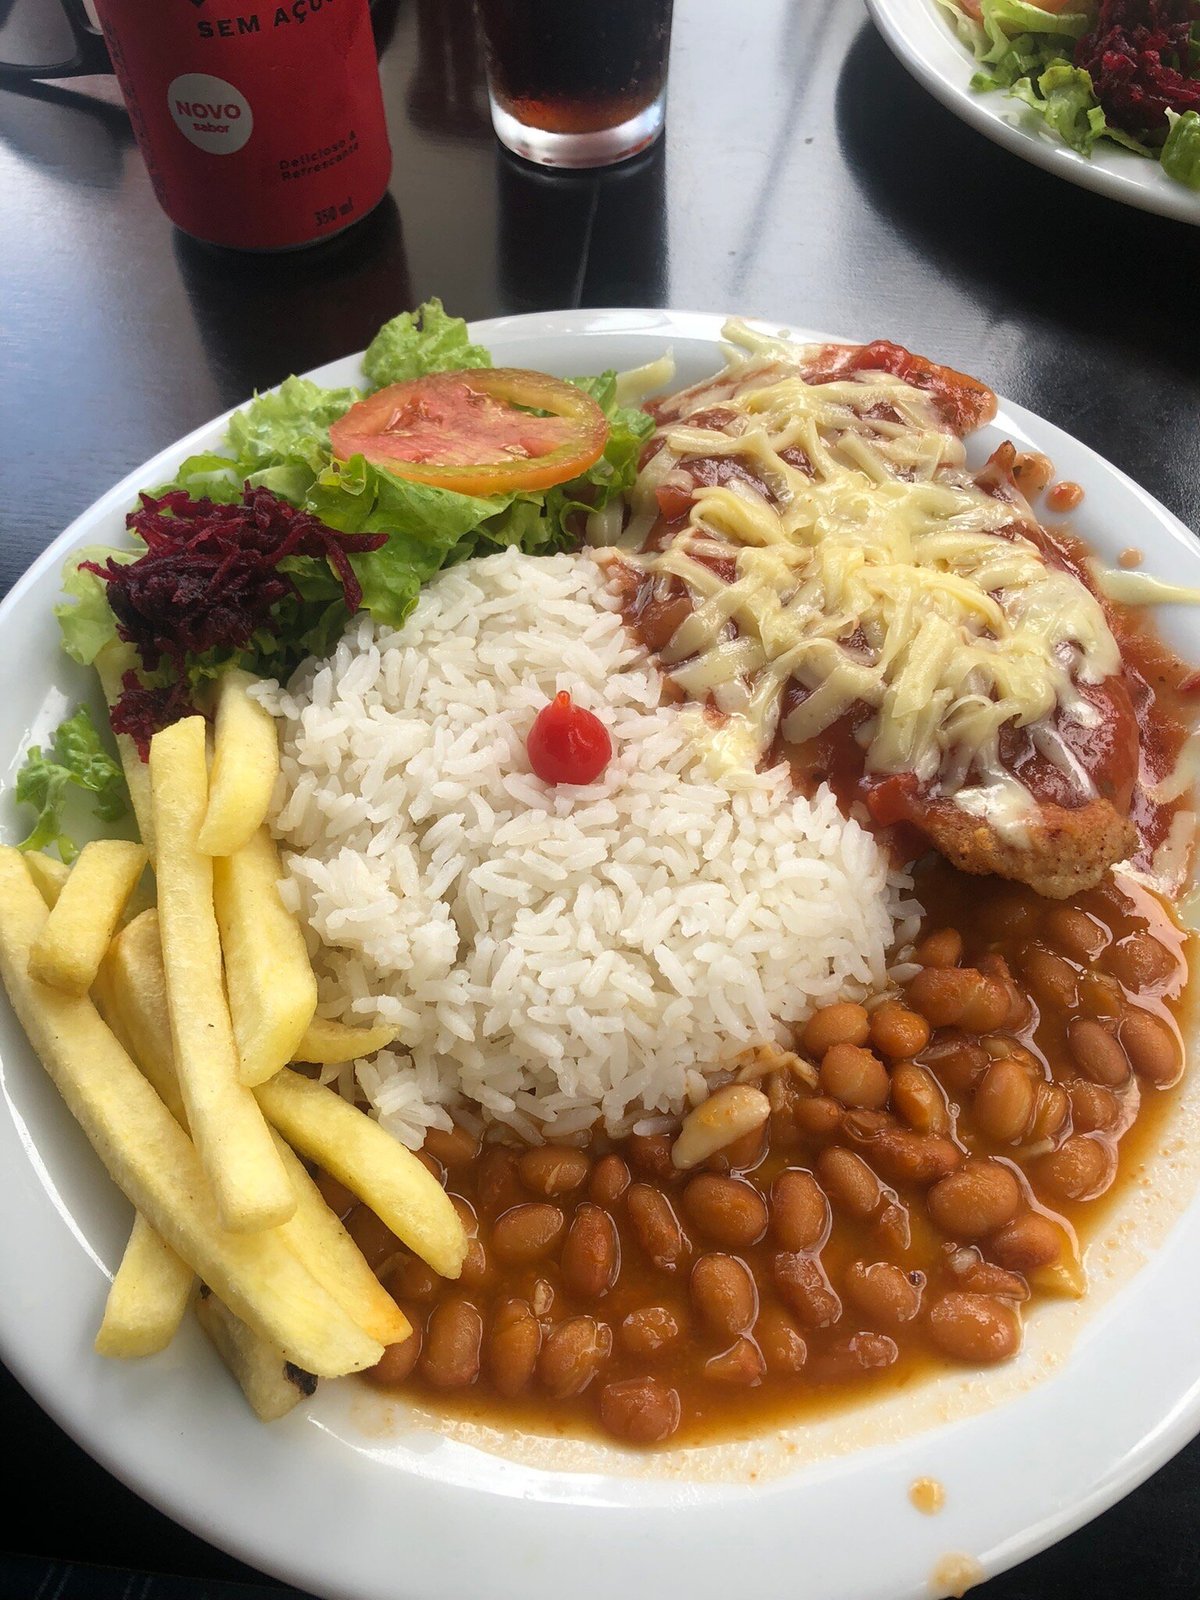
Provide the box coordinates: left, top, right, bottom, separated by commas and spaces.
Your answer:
260, 548, 919, 1148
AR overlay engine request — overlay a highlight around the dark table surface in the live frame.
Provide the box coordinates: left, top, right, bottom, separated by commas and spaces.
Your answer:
2, 0, 1199, 1595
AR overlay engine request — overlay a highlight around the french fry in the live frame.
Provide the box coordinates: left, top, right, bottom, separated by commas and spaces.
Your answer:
24, 851, 70, 908
293, 1015, 397, 1065
0, 847, 382, 1377
95, 641, 154, 856
150, 717, 294, 1233
95, 1212, 194, 1358
194, 1289, 316, 1422
256, 1068, 468, 1280
28, 838, 148, 996
213, 828, 317, 1087
271, 1132, 411, 1347
197, 669, 280, 857
102, 910, 184, 1121
105, 913, 408, 1348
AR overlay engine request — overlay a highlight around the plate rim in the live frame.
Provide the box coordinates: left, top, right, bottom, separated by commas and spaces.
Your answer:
865, 0, 1200, 227
1, 305, 1199, 1600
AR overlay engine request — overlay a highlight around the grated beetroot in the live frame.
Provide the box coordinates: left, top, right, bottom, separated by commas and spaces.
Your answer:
1074, 0, 1200, 138
84, 486, 387, 752
108, 673, 197, 761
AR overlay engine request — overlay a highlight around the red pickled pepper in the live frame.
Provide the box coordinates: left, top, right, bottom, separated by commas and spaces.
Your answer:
526, 691, 613, 785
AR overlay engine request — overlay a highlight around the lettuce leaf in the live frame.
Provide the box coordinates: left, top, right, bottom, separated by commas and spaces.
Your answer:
16, 707, 129, 861
56, 546, 134, 666
1162, 108, 1200, 188
226, 376, 362, 475
362, 298, 492, 389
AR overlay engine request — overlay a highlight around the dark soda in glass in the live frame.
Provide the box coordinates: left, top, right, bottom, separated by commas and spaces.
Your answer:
476, 0, 674, 167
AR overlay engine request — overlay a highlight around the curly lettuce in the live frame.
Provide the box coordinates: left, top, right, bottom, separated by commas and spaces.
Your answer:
16, 707, 129, 861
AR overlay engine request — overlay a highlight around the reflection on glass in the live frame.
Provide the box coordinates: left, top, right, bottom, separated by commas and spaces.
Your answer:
172, 196, 413, 402
498, 138, 668, 310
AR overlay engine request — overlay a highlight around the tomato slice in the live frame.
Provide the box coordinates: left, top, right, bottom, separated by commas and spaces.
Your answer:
329, 368, 609, 496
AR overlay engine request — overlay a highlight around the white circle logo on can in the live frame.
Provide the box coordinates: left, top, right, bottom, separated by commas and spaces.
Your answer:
167, 73, 253, 155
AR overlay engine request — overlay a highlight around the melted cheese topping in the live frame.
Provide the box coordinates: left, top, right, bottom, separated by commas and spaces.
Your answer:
626, 325, 1122, 831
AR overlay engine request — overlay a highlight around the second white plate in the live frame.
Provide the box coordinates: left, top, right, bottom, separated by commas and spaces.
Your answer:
866, 0, 1200, 226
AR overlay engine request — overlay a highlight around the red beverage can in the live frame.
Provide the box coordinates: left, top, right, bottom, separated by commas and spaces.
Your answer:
91, 0, 392, 251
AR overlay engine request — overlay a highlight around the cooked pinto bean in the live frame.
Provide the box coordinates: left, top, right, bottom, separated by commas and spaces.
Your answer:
990, 1213, 1062, 1273
345, 1207, 401, 1271
771, 1169, 830, 1251
913, 928, 963, 968
538, 1316, 611, 1399
458, 1236, 491, 1291
561, 1204, 620, 1299
1035, 1135, 1115, 1202
819, 1043, 890, 1109
869, 1003, 931, 1061
627, 1184, 690, 1272
755, 1305, 808, 1373
927, 1293, 1020, 1364
476, 1148, 523, 1217
1069, 1079, 1121, 1132
809, 1331, 899, 1384
920, 1033, 989, 1094
385, 1253, 438, 1303
1067, 1019, 1131, 1087
599, 1377, 681, 1444
589, 1154, 631, 1205
1030, 1081, 1070, 1142
314, 1171, 355, 1218
927, 1160, 1021, 1239
492, 1203, 566, 1264
363, 1324, 423, 1387
518, 1145, 591, 1197
421, 1299, 483, 1388
843, 1260, 923, 1327
713, 1122, 768, 1172
773, 1252, 843, 1327
874, 1199, 912, 1254
691, 1253, 757, 1338
704, 1336, 766, 1386
620, 1306, 681, 1357
422, 1123, 480, 1169
907, 968, 1009, 1032
973, 1059, 1036, 1143
1020, 945, 1079, 1012
1118, 1009, 1181, 1085
950, 1257, 1029, 1301
890, 1061, 948, 1134
487, 1298, 541, 1397
627, 1133, 675, 1180
866, 1130, 963, 1188
1045, 906, 1107, 962
815, 1146, 883, 1217
792, 1095, 842, 1137
682, 1174, 769, 1248
801, 1001, 870, 1057
1107, 931, 1175, 991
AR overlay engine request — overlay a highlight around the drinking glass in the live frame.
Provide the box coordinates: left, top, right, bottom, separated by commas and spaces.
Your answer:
475, 0, 674, 169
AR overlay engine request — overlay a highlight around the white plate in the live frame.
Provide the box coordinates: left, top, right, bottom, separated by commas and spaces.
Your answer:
2, 308, 1200, 1600
866, 0, 1200, 226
